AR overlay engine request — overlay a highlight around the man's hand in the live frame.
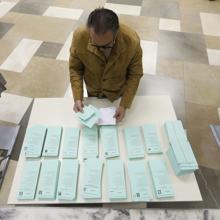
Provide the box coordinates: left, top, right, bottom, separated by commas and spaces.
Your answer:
73, 100, 84, 112
114, 106, 126, 123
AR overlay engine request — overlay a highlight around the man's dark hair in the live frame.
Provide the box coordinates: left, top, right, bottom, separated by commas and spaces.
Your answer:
87, 8, 119, 35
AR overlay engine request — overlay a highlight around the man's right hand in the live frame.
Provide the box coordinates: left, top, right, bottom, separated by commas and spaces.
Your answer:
73, 100, 84, 112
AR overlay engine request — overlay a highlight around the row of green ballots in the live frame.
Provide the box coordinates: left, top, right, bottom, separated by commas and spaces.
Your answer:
17, 158, 174, 201
23, 123, 163, 159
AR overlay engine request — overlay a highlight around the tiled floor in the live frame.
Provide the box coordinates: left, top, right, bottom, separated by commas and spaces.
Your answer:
0, 0, 220, 208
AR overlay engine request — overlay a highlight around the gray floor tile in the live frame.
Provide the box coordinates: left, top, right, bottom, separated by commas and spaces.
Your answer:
141, 0, 180, 19
0, 22, 14, 39
35, 42, 63, 59
158, 31, 209, 64
11, 0, 54, 15
107, 0, 143, 6
199, 166, 220, 207
137, 74, 186, 125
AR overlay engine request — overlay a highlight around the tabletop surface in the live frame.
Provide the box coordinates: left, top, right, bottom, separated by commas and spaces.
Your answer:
8, 96, 202, 204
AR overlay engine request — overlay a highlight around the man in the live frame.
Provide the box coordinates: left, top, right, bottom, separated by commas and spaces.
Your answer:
69, 8, 143, 122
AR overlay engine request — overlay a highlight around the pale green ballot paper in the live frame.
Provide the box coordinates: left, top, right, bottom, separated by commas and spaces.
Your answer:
17, 160, 41, 200
124, 127, 145, 159
37, 159, 60, 199
62, 128, 80, 158
24, 125, 47, 158
83, 159, 103, 199
100, 125, 119, 158
82, 126, 99, 159
127, 161, 153, 201
57, 159, 79, 200
42, 126, 62, 157
142, 124, 162, 154
148, 159, 174, 198
106, 160, 127, 200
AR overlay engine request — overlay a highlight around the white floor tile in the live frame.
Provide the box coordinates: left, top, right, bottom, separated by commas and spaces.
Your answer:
141, 40, 158, 75
200, 12, 220, 37
56, 32, 73, 61
64, 82, 88, 98
0, 38, 42, 73
159, 18, 181, 32
43, 6, 83, 20
0, 92, 32, 124
0, 1, 16, 18
104, 3, 141, 16
207, 48, 220, 66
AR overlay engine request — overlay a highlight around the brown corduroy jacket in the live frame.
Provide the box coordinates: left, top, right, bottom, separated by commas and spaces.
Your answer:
69, 24, 143, 108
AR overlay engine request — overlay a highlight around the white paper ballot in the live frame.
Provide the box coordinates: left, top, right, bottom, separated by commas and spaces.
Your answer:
98, 107, 116, 125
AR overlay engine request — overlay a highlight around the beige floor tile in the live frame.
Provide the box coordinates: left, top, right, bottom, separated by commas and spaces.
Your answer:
185, 102, 219, 130
53, 0, 105, 9
184, 62, 220, 106
0, 160, 17, 205
119, 14, 159, 41
180, 8, 203, 34
180, 0, 220, 14
205, 36, 220, 50
188, 126, 220, 170
157, 59, 184, 80
4, 57, 69, 98
0, 28, 23, 65
0, 12, 76, 44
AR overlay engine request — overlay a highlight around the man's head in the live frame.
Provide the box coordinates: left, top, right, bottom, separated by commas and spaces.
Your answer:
87, 8, 119, 49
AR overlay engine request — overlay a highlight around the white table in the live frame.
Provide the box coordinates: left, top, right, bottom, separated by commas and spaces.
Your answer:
8, 96, 202, 204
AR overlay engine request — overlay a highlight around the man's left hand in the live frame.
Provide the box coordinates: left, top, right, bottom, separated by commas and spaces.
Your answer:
114, 106, 126, 123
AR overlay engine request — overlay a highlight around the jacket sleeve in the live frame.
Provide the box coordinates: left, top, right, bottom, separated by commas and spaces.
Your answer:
120, 41, 143, 109
69, 32, 84, 101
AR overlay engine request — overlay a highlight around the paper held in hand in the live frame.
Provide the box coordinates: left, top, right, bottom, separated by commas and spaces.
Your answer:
76, 105, 116, 127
